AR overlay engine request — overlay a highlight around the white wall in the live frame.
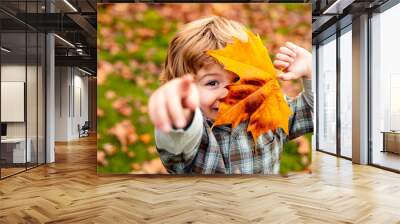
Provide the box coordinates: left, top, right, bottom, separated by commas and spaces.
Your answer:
1, 65, 34, 138
55, 67, 89, 141
1, 64, 45, 164
72, 72, 89, 138
1, 65, 26, 81
55, 66, 69, 141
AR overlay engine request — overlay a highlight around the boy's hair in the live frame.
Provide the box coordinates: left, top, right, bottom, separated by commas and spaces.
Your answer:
160, 16, 247, 84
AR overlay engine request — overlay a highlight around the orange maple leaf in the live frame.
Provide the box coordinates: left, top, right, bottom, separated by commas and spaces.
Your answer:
207, 30, 292, 142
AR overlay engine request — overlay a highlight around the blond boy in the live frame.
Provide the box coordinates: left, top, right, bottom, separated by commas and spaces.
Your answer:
148, 16, 313, 174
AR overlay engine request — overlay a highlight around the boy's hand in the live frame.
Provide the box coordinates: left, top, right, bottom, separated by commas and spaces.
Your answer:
273, 42, 312, 80
148, 75, 199, 132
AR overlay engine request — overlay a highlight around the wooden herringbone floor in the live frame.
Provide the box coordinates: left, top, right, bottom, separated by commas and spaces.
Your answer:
1, 136, 400, 223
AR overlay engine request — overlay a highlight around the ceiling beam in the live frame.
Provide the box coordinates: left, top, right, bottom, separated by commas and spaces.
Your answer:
322, 0, 356, 15
67, 13, 96, 39
55, 55, 96, 68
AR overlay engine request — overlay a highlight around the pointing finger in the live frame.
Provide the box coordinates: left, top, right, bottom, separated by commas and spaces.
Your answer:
180, 74, 194, 98
183, 82, 199, 110
165, 86, 187, 129
154, 92, 172, 132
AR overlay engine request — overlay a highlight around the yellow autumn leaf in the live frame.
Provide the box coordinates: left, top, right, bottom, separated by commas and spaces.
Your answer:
207, 29, 292, 141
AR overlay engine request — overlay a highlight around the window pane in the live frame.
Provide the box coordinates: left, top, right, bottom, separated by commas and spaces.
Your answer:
371, 3, 400, 171
340, 28, 352, 158
318, 36, 337, 154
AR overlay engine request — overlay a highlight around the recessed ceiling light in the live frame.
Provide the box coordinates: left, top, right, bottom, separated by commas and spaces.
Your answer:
78, 67, 93, 76
322, 0, 355, 15
54, 34, 75, 48
63, 0, 78, 12
1, 47, 11, 53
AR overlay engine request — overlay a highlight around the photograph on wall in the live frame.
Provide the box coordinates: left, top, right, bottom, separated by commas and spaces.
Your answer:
97, 3, 313, 175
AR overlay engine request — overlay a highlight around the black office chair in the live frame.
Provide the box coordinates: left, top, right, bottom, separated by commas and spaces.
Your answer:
79, 121, 90, 138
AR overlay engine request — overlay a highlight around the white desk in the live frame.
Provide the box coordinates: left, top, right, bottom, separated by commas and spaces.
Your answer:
1, 138, 31, 163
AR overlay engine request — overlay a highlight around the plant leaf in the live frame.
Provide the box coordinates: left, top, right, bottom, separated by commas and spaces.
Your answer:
207, 29, 292, 141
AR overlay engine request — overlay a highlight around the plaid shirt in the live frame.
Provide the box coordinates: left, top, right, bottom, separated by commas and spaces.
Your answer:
156, 85, 313, 174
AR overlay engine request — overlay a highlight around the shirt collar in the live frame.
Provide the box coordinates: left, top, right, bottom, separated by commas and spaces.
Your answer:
205, 117, 232, 132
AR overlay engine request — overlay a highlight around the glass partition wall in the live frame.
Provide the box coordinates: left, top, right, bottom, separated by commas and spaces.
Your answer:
0, 1, 46, 179
0, 30, 27, 177
316, 25, 353, 159
314, 0, 400, 172
370, 3, 400, 171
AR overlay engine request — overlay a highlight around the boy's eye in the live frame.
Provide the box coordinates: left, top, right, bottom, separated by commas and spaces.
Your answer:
206, 80, 219, 86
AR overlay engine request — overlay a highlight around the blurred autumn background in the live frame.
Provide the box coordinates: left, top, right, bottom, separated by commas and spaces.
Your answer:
97, 3, 312, 174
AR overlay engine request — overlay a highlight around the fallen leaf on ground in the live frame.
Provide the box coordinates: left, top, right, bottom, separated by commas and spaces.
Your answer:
139, 134, 152, 144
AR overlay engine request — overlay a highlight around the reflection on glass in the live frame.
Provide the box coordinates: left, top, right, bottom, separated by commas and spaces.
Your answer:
318, 36, 337, 154
340, 28, 352, 158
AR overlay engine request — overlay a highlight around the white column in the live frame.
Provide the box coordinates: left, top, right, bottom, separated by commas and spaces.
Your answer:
352, 14, 369, 164
46, 32, 55, 163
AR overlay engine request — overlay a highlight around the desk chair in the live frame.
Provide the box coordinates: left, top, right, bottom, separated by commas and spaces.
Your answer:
79, 121, 90, 138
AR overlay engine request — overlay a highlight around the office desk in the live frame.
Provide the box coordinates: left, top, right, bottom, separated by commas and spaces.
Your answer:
381, 131, 400, 154
1, 138, 31, 163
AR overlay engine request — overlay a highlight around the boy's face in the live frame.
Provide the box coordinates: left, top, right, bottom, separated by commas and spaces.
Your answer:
195, 63, 236, 120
